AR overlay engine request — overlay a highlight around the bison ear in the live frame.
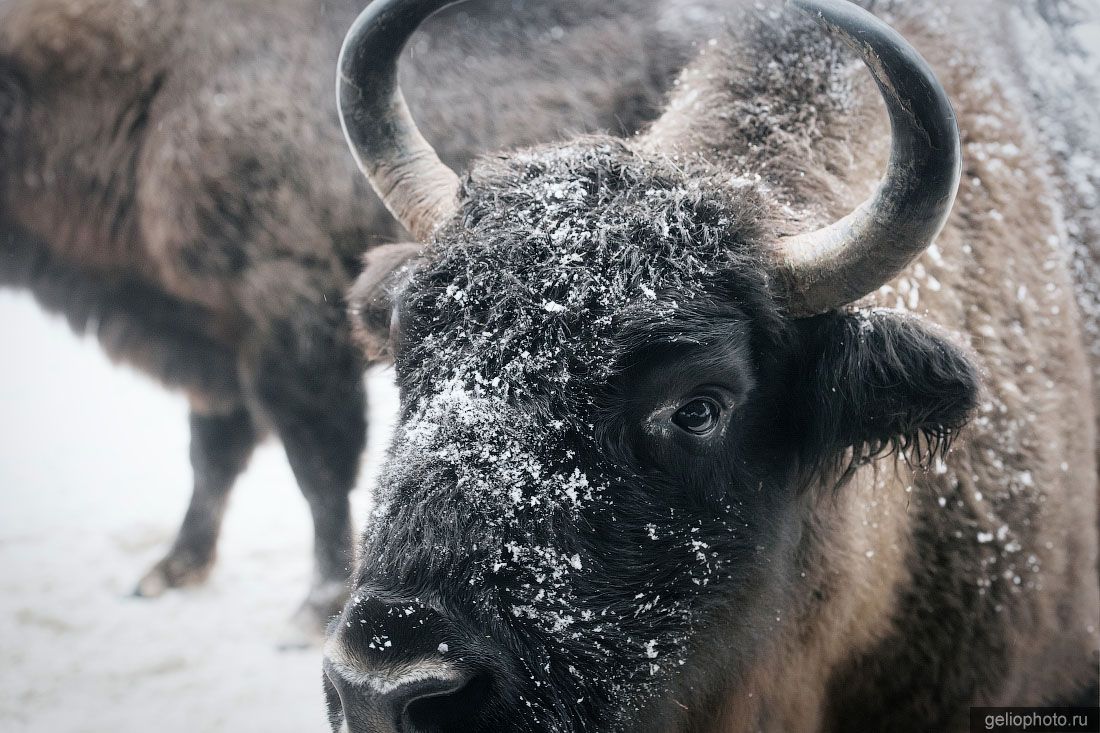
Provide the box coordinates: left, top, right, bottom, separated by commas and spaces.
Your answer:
348, 242, 422, 361
788, 309, 980, 471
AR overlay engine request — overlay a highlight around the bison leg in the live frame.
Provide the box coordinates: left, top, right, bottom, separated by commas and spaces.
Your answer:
136, 104, 367, 630
242, 300, 366, 636
265, 371, 364, 636
135, 404, 258, 597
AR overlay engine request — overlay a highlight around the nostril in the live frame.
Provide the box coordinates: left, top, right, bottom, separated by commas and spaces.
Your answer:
404, 670, 492, 731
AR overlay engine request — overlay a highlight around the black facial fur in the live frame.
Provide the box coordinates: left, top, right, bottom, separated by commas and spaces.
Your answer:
330, 138, 980, 732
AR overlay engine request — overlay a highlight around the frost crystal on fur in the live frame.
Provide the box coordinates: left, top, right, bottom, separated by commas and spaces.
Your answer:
362, 141, 776, 726
398, 140, 771, 402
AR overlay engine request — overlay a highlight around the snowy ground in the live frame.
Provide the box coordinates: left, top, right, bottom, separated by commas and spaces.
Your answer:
0, 290, 398, 733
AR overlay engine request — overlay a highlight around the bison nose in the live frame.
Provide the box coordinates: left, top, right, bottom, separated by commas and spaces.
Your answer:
383, 666, 492, 731
326, 594, 496, 732
328, 662, 494, 733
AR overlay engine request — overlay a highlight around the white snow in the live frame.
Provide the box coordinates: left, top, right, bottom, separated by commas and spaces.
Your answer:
0, 290, 399, 732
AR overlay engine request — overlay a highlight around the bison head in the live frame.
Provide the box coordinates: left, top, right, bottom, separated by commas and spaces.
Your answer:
325, 0, 978, 731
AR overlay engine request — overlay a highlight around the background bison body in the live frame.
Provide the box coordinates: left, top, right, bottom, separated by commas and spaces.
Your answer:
0, 0, 723, 629
331, 0, 1100, 731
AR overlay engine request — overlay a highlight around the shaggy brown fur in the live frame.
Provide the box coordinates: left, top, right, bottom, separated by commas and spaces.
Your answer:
345, 0, 1099, 729
646, 1, 1100, 728
0, 0, 727, 628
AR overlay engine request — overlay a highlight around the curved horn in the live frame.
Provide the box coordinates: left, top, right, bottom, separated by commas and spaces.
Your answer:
778, 0, 962, 316
337, 0, 462, 241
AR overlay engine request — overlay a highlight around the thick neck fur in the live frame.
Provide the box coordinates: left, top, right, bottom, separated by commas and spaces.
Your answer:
642, 1, 890, 234
641, 2, 1100, 729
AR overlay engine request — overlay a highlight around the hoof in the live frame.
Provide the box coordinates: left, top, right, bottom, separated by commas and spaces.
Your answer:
132, 552, 213, 598
276, 621, 322, 651
282, 580, 349, 645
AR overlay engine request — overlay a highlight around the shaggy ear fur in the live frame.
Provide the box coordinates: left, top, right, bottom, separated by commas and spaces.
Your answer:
348, 242, 422, 361
789, 309, 980, 474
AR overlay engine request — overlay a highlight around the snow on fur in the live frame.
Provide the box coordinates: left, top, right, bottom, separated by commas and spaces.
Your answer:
358, 141, 777, 725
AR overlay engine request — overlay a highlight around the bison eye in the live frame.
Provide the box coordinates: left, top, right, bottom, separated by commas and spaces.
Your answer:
672, 397, 721, 435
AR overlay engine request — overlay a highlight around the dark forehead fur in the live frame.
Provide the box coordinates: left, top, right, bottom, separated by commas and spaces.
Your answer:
395, 138, 786, 409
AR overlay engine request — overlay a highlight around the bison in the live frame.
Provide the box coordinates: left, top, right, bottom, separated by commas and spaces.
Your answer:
326, 0, 1100, 729
0, 0, 721, 631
